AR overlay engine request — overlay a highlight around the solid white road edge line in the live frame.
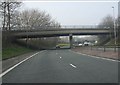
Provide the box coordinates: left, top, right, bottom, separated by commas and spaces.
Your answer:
70, 64, 77, 68
0, 51, 45, 78
69, 50, 119, 62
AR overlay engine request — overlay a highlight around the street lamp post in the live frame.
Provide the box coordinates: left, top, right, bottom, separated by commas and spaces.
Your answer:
112, 6, 117, 52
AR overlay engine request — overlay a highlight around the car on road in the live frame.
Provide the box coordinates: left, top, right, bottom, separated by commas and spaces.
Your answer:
56, 45, 60, 48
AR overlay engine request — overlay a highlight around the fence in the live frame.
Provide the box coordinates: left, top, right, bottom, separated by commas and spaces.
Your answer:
90, 45, 119, 52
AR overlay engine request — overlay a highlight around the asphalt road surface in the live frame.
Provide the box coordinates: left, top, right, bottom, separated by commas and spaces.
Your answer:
2, 49, 118, 83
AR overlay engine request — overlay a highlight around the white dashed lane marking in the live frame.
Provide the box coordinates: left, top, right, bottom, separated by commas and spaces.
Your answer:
70, 64, 77, 68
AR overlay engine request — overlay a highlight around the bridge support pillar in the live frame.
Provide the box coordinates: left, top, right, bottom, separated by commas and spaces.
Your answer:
69, 34, 73, 49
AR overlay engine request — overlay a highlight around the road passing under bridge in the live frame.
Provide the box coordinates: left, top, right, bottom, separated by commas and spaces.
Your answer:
2, 50, 118, 83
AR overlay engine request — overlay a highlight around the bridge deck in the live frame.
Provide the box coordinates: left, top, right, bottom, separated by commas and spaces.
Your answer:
3, 28, 111, 38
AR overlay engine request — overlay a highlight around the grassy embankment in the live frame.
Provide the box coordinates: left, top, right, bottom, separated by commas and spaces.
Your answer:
96, 37, 119, 47
0, 51, 2, 60
2, 38, 58, 60
2, 44, 33, 60
105, 38, 120, 46
2, 31, 36, 60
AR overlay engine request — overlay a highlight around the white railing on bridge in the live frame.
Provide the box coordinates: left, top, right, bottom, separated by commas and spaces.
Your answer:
61, 25, 99, 29
1, 25, 112, 31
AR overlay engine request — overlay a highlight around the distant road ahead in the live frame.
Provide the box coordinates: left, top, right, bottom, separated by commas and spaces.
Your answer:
3, 50, 118, 83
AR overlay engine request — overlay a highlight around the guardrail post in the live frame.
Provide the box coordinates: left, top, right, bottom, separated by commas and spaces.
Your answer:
91, 45, 92, 50
103, 45, 106, 52
114, 45, 116, 52
96, 46, 98, 51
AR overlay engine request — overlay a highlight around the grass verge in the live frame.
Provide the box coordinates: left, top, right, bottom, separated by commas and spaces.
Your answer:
2, 44, 33, 60
106, 38, 120, 46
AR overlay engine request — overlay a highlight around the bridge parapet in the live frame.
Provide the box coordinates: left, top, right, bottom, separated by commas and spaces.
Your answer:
61, 25, 98, 29
2, 27, 111, 33
1, 25, 112, 31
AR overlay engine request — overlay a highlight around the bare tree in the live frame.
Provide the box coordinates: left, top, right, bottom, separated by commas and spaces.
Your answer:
97, 15, 114, 45
99, 15, 115, 37
13, 9, 61, 30
0, 1, 22, 30
98, 15, 114, 29
97, 15, 119, 45
12, 9, 61, 47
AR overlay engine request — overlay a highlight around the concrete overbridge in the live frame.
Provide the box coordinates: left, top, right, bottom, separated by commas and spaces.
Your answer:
3, 27, 112, 48
10, 28, 111, 38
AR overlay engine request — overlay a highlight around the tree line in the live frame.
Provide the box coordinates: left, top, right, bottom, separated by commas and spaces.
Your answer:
97, 14, 119, 45
0, 1, 61, 31
0, 1, 60, 49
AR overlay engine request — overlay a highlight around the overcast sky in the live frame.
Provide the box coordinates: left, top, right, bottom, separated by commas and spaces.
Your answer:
21, 1, 119, 26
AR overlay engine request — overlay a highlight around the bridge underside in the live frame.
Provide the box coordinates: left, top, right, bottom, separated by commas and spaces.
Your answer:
6, 28, 110, 39
13, 33, 109, 49
14, 33, 109, 39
